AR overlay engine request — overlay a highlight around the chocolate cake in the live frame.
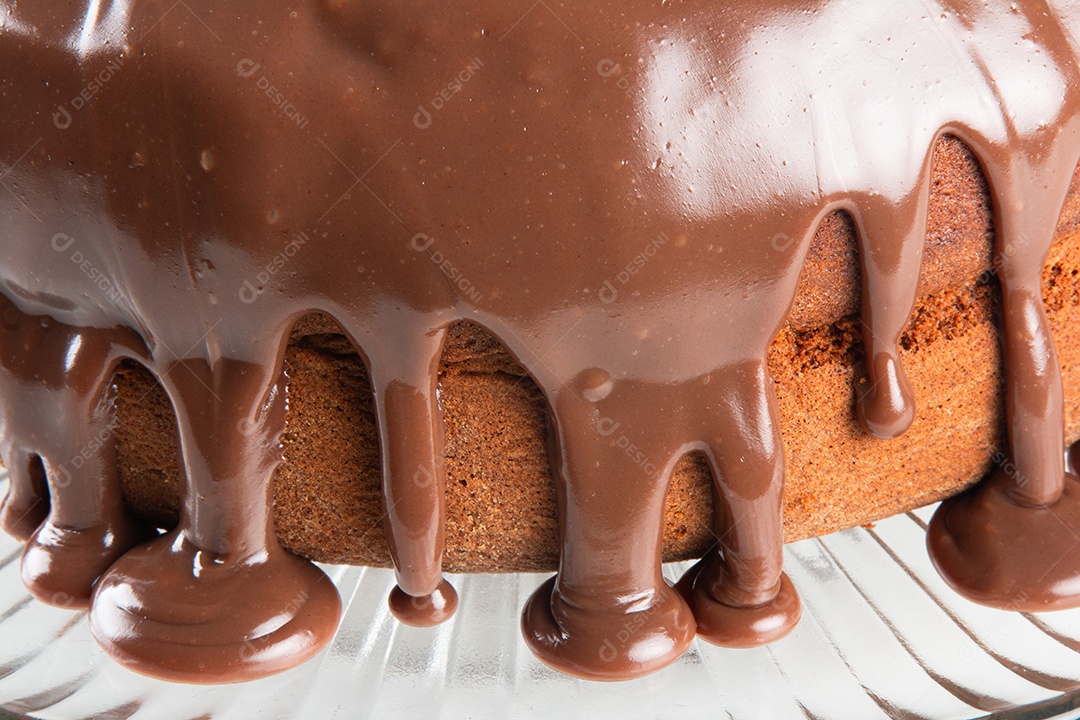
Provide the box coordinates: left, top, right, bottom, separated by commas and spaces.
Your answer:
3, 0, 1080, 683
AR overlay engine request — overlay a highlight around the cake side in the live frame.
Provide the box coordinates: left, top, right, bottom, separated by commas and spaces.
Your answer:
110, 137, 1080, 573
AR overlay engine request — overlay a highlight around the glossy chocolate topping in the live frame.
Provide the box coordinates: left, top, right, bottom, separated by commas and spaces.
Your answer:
2, 0, 1080, 682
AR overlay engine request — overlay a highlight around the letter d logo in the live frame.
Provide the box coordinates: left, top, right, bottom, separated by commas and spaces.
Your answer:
53, 105, 72, 130
237, 59, 260, 78
597, 417, 621, 437
414, 105, 433, 130
51, 233, 75, 252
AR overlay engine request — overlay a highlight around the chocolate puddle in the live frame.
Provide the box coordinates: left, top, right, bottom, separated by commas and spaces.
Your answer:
0, 0, 1079, 681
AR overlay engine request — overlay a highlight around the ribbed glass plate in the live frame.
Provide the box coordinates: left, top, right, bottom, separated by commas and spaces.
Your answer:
2, 472, 1080, 720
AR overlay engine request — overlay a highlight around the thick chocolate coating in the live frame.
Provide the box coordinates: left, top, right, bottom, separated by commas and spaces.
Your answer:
2, 0, 1080, 682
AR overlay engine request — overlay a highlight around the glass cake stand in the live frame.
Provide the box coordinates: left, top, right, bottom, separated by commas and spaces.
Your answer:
1, 472, 1080, 720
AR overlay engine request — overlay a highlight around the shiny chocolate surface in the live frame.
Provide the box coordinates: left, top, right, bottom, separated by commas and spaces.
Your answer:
1, 0, 1080, 680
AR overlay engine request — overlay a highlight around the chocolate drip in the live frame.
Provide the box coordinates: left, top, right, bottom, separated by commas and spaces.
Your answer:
91, 353, 342, 682
360, 324, 459, 626
0, 452, 48, 542
928, 3, 1080, 610
2, 0, 1080, 682
852, 168, 933, 440
0, 295, 151, 608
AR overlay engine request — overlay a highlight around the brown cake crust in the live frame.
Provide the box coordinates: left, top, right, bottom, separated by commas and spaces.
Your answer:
109, 136, 1080, 573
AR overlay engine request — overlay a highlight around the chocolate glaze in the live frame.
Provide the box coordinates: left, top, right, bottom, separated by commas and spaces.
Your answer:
0, 294, 153, 608
1, 0, 1080, 682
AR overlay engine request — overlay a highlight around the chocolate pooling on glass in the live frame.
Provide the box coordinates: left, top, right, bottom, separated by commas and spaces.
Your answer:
2, 0, 1080, 682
